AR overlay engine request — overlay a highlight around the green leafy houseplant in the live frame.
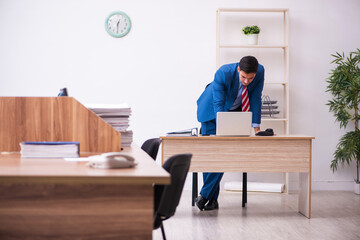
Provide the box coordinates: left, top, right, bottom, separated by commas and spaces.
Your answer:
326, 49, 360, 183
242, 25, 260, 35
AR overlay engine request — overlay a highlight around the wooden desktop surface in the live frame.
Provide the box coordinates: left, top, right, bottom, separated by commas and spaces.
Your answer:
0, 145, 170, 240
0, 145, 170, 185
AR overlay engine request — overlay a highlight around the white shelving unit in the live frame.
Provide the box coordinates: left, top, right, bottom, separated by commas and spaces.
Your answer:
216, 8, 290, 192
216, 8, 290, 134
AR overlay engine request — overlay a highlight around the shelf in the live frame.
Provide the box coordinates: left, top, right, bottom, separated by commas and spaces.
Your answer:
262, 118, 287, 122
219, 45, 287, 49
216, 8, 289, 135
218, 8, 289, 13
264, 82, 287, 85
217, 7, 290, 192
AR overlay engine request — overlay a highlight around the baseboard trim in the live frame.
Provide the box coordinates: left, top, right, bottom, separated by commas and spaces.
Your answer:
312, 180, 355, 191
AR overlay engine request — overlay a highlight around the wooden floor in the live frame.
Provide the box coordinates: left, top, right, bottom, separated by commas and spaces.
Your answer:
153, 190, 360, 240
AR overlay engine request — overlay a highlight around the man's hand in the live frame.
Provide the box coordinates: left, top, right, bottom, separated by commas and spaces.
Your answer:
254, 127, 260, 134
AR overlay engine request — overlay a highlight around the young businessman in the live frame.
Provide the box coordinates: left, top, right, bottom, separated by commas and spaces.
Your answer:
195, 56, 265, 211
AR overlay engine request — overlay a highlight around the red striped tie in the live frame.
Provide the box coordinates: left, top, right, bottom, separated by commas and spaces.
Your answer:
242, 86, 250, 112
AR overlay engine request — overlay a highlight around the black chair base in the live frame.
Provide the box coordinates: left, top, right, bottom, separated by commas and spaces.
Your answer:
160, 223, 166, 240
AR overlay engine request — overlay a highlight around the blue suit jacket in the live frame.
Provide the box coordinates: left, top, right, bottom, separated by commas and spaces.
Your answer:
197, 62, 265, 124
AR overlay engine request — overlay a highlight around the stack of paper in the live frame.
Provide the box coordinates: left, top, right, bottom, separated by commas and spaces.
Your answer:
86, 103, 133, 147
101, 116, 129, 132
20, 142, 80, 158
120, 130, 133, 147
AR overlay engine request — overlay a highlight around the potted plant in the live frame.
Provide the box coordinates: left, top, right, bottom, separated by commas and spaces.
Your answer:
242, 25, 260, 45
326, 49, 360, 194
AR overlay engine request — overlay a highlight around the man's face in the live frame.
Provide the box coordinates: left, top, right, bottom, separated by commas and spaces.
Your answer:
238, 67, 256, 86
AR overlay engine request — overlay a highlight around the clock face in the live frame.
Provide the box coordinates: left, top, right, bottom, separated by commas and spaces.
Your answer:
105, 12, 131, 38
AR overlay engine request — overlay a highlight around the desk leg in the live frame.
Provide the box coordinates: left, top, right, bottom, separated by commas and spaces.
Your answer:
242, 172, 247, 207
192, 172, 198, 206
299, 172, 311, 218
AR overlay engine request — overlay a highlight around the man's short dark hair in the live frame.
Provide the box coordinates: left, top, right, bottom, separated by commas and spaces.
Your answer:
239, 56, 259, 73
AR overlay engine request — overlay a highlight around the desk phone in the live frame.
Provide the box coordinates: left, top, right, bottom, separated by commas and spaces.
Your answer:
87, 152, 137, 169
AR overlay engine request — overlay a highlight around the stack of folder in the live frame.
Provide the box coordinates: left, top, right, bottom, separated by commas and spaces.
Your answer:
86, 103, 133, 147
20, 142, 80, 158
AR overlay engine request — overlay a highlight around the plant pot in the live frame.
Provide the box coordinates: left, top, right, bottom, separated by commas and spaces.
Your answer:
247, 34, 259, 45
355, 182, 360, 195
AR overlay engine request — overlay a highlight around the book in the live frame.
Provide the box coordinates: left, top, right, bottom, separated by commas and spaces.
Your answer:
166, 128, 198, 137
20, 141, 80, 158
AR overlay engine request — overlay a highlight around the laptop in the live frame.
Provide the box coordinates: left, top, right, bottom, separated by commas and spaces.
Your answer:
216, 112, 252, 136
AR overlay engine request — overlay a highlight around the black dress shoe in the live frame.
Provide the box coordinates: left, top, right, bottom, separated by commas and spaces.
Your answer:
204, 199, 219, 211
195, 195, 208, 211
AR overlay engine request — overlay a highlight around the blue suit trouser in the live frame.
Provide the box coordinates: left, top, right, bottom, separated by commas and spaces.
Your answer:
200, 119, 223, 200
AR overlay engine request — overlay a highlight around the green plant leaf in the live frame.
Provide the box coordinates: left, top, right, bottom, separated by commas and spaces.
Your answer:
327, 49, 360, 182
331, 131, 360, 168
242, 25, 260, 35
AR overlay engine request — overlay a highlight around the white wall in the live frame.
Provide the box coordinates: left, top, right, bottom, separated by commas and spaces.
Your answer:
0, 0, 359, 191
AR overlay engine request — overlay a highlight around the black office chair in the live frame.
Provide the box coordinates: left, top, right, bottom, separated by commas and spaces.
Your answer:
141, 138, 161, 160
154, 153, 192, 240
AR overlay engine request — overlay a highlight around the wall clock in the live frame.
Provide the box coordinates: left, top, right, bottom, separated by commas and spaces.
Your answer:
105, 11, 131, 38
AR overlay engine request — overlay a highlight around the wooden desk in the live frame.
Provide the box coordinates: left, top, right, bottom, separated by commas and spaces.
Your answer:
161, 135, 314, 218
0, 145, 170, 240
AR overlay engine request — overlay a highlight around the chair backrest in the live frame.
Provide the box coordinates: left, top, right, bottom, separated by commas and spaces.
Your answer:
155, 154, 192, 221
141, 138, 161, 160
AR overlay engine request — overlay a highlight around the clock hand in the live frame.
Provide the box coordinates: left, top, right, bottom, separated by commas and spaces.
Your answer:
116, 19, 121, 34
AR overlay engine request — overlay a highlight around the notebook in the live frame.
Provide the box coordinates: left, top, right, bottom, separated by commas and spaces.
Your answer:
216, 112, 252, 136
